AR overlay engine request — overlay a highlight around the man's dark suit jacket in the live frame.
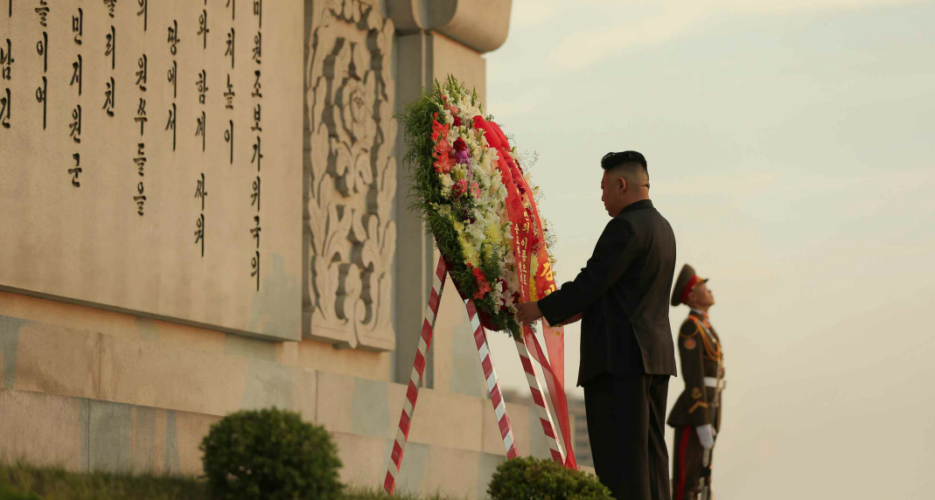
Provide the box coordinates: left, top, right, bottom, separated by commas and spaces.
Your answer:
538, 199, 677, 386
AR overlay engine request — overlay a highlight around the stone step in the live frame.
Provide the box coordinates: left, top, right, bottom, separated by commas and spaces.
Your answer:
0, 388, 516, 500
0, 313, 555, 458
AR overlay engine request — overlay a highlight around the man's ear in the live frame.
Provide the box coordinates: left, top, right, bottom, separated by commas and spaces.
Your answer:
618, 176, 628, 193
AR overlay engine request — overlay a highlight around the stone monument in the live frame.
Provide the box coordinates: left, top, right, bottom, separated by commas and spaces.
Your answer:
0, 1, 553, 498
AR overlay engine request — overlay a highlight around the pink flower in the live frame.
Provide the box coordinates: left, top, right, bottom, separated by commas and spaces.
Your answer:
434, 139, 453, 174
453, 179, 469, 197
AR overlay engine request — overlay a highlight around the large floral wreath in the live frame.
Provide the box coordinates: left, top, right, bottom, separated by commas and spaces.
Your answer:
401, 76, 558, 338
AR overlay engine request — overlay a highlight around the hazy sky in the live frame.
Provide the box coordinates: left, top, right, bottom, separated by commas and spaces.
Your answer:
481, 1, 935, 498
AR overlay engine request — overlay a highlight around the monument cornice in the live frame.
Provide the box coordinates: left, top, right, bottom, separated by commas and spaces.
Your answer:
387, 0, 512, 54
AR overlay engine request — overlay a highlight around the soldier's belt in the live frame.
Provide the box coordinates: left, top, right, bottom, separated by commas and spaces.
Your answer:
704, 377, 726, 391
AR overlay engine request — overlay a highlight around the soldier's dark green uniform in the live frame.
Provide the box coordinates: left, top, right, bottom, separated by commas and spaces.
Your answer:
668, 265, 725, 500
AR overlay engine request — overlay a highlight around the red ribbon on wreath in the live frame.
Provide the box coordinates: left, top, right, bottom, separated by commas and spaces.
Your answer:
472, 115, 577, 470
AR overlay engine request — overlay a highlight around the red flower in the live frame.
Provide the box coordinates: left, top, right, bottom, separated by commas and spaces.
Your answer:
453, 137, 467, 151
431, 119, 450, 143
453, 116, 462, 127
433, 119, 453, 174
434, 140, 453, 174
472, 267, 491, 300
452, 179, 469, 197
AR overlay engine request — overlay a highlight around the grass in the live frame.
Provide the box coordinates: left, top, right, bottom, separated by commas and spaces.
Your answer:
0, 463, 456, 500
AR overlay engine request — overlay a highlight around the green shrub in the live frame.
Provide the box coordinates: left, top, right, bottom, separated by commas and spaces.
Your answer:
487, 457, 612, 500
0, 483, 40, 500
200, 408, 343, 500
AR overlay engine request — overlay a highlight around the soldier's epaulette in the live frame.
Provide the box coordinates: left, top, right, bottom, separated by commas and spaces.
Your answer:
678, 320, 701, 338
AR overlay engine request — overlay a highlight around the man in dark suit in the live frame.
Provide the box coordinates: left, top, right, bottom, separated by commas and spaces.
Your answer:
516, 151, 677, 500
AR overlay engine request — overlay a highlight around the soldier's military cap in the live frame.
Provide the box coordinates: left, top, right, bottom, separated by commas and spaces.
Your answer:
671, 264, 709, 307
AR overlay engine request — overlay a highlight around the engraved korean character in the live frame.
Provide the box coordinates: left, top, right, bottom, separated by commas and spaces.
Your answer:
72, 8, 83, 45
252, 32, 261, 64
35, 1, 49, 27
134, 182, 146, 216
167, 20, 181, 55
103, 77, 115, 117
71, 54, 82, 96
251, 69, 261, 98
135, 98, 147, 136
103, 0, 116, 18
195, 214, 205, 257
70, 104, 82, 143
223, 74, 235, 109
68, 153, 82, 187
166, 102, 176, 151
251, 176, 260, 212
35, 75, 46, 129
0, 88, 9, 128
251, 103, 261, 131
106, 26, 116, 70
0, 39, 12, 80
196, 111, 206, 152
167, 60, 177, 99
194, 173, 207, 210
196, 69, 208, 104
224, 120, 234, 164
251, 250, 260, 291
197, 10, 209, 49
136, 54, 147, 91
134, 143, 146, 177
225, 28, 235, 69
36, 31, 47, 73
250, 215, 261, 249
138, 0, 147, 31
251, 135, 262, 172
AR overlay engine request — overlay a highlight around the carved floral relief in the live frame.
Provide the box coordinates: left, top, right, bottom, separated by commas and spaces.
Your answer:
305, 0, 396, 350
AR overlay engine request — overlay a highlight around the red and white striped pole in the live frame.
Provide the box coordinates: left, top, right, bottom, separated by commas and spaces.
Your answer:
383, 258, 447, 495
465, 298, 518, 459
514, 331, 566, 464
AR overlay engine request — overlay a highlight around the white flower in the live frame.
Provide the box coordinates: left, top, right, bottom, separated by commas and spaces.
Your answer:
439, 174, 454, 197
470, 225, 485, 247
440, 174, 454, 187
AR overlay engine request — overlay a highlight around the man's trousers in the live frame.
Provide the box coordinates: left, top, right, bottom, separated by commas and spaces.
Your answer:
583, 373, 671, 500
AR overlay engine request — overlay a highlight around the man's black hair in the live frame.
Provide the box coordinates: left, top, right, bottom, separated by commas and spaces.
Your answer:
601, 151, 647, 172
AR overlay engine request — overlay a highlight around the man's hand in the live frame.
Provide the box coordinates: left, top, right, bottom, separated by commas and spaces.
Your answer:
516, 301, 543, 325
696, 424, 716, 450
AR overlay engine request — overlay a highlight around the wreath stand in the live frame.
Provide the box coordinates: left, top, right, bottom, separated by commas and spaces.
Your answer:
383, 257, 570, 494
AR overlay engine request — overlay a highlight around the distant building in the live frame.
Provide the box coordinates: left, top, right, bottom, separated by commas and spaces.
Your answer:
568, 397, 594, 468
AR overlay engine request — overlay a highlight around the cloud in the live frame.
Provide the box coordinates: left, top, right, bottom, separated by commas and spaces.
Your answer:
534, 0, 922, 71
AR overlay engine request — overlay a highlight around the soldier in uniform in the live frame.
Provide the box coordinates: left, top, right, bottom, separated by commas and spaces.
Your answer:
667, 264, 725, 500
